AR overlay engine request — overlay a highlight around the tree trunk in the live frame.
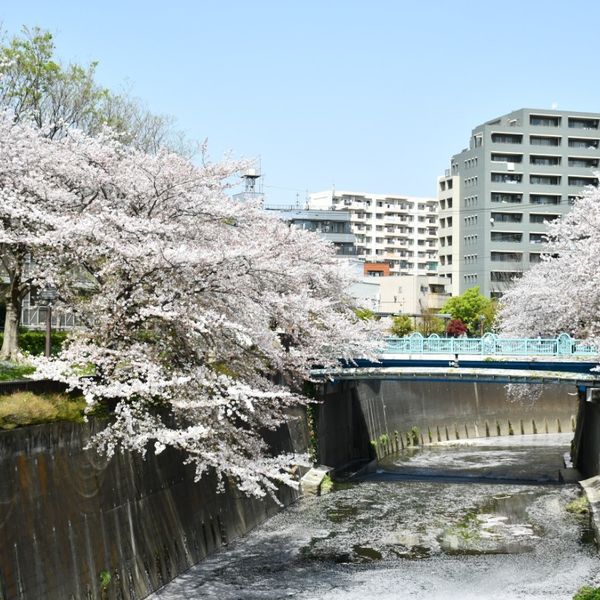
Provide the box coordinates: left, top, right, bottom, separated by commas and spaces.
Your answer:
0, 267, 22, 361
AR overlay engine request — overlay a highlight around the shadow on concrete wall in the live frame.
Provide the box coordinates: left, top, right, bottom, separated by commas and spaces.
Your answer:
0, 413, 307, 600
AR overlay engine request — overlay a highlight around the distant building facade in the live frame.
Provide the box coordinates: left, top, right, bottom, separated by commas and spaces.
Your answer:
268, 208, 357, 256
307, 190, 438, 276
438, 108, 600, 298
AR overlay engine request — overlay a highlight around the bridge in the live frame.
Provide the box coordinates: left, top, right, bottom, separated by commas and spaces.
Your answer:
310, 332, 600, 476
311, 333, 600, 387
382, 332, 598, 358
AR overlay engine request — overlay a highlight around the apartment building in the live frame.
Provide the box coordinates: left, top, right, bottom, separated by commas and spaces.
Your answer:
308, 190, 438, 276
438, 108, 600, 298
267, 207, 357, 256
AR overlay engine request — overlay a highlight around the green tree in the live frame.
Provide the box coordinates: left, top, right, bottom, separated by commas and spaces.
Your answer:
0, 26, 188, 151
390, 314, 413, 337
441, 286, 496, 336
417, 309, 445, 336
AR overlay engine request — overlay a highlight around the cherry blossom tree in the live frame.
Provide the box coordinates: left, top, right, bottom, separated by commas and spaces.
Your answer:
499, 184, 600, 345
9, 118, 379, 497
0, 114, 104, 359
0, 27, 196, 359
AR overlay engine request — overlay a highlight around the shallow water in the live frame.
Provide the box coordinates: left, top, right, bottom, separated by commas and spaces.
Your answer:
150, 433, 600, 600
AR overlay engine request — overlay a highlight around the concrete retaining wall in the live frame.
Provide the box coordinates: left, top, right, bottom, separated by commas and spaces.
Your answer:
316, 380, 578, 467
0, 411, 308, 600
573, 388, 600, 478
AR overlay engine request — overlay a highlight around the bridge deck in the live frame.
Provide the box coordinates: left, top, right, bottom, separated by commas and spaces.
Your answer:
311, 365, 600, 386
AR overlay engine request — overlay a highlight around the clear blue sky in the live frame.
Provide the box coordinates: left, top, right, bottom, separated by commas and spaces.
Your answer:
3, 1, 600, 205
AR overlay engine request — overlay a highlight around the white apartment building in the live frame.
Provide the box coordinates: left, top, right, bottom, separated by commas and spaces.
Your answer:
308, 190, 439, 276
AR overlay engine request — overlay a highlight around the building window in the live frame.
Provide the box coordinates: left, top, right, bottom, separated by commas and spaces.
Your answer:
491, 212, 522, 223
491, 153, 523, 163
530, 175, 561, 185
491, 192, 522, 203
491, 271, 521, 282
568, 117, 599, 130
491, 133, 522, 144
530, 114, 561, 127
569, 157, 599, 168
568, 137, 599, 149
491, 172, 522, 183
530, 194, 561, 205
529, 233, 547, 244
530, 155, 561, 166
491, 252, 522, 262
491, 231, 522, 242
569, 176, 599, 187
530, 213, 559, 224
529, 253, 542, 263
530, 135, 561, 147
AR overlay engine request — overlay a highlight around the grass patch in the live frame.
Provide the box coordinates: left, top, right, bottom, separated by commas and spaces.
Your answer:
0, 391, 87, 430
574, 587, 600, 600
0, 362, 35, 381
566, 495, 590, 516
320, 473, 334, 494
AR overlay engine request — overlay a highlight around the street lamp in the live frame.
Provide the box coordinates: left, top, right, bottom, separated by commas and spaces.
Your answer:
437, 313, 452, 337
38, 287, 57, 357
478, 314, 486, 337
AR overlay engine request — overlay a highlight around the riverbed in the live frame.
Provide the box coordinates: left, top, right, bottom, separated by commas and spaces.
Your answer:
150, 433, 600, 599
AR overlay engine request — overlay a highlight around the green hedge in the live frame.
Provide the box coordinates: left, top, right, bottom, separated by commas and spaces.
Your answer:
0, 331, 68, 356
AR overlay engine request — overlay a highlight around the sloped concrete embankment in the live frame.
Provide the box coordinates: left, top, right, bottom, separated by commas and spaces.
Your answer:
316, 379, 578, 468
0, 409, 308, 600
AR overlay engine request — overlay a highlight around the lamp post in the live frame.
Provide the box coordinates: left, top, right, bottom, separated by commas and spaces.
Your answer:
39, 287, 57, 357
478, 314, 486, 337
437, 313, 451, 338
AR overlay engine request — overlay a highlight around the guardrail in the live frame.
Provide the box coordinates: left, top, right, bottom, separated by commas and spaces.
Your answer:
384, 332, 599, 357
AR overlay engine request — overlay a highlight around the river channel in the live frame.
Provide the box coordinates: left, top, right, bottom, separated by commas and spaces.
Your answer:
151, 433, 600, 599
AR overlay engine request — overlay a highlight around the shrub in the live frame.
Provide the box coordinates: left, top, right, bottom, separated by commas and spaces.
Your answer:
573, 587, 600, 600
390, 314, 413, 337
446, 319, 468, 337
354, 307, 377, 321
0, 330, 68, 355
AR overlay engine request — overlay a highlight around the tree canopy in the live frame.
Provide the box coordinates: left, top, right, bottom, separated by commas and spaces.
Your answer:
441, 286, 496, 336
0, 113, 377, 497
499, 185, 600, 344
0, 26, 191, 359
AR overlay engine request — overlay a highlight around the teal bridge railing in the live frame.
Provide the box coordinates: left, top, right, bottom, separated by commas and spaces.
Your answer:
384, 332, 599, 357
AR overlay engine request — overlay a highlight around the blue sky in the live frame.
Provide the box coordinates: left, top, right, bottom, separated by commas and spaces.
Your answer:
2, 1, 600, 204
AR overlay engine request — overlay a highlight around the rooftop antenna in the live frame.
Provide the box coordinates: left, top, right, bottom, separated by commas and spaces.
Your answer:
295, 192, 300, 209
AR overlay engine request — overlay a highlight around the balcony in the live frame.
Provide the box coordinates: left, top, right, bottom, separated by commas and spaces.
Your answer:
569, 117, 599, 130
530, 194, 561, 205
568, 138, 599, 150
530, 115, 561, 127
530, 135, 561, 147
530, 155, 561, 166
491, 192, 522, 203
568, 157, 599, 168
569, 176, 599, 187
530, 175, 561, 185
491, 232, 523, 243
491, 133, 523, 144
491, 173, 523, 184
426, 292, 451, 310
